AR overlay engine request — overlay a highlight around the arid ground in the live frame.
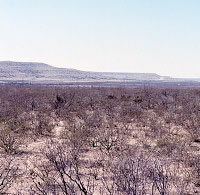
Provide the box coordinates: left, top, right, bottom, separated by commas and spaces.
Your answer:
0, 85, 199, 194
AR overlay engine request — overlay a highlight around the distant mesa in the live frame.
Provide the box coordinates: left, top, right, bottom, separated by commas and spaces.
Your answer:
0, 61, 194, 85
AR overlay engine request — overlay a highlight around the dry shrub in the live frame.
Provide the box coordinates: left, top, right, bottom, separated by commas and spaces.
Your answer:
156, 135, 186, 158
0, 129, 22, 154
31, 140, 95, 195
0, 157, 19, 193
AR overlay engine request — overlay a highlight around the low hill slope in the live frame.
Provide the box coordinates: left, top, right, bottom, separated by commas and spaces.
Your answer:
0, 61, 170, 83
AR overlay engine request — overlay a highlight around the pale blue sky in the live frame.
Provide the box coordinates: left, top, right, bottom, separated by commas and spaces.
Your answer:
0, 0, 200, 78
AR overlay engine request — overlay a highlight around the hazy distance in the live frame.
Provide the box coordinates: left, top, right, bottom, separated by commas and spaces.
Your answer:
0, 0, 200, 78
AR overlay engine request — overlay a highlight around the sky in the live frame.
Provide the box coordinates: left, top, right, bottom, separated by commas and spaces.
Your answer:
0, 0, 200, 78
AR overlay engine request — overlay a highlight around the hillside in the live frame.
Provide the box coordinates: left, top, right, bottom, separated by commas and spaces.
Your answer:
0, 61, 171, 84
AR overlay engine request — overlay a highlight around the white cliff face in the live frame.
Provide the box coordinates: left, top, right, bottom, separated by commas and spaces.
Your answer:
0, 61, 169, 83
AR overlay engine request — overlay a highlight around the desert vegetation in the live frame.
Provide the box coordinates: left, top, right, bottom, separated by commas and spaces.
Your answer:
0, 85, 199, 194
